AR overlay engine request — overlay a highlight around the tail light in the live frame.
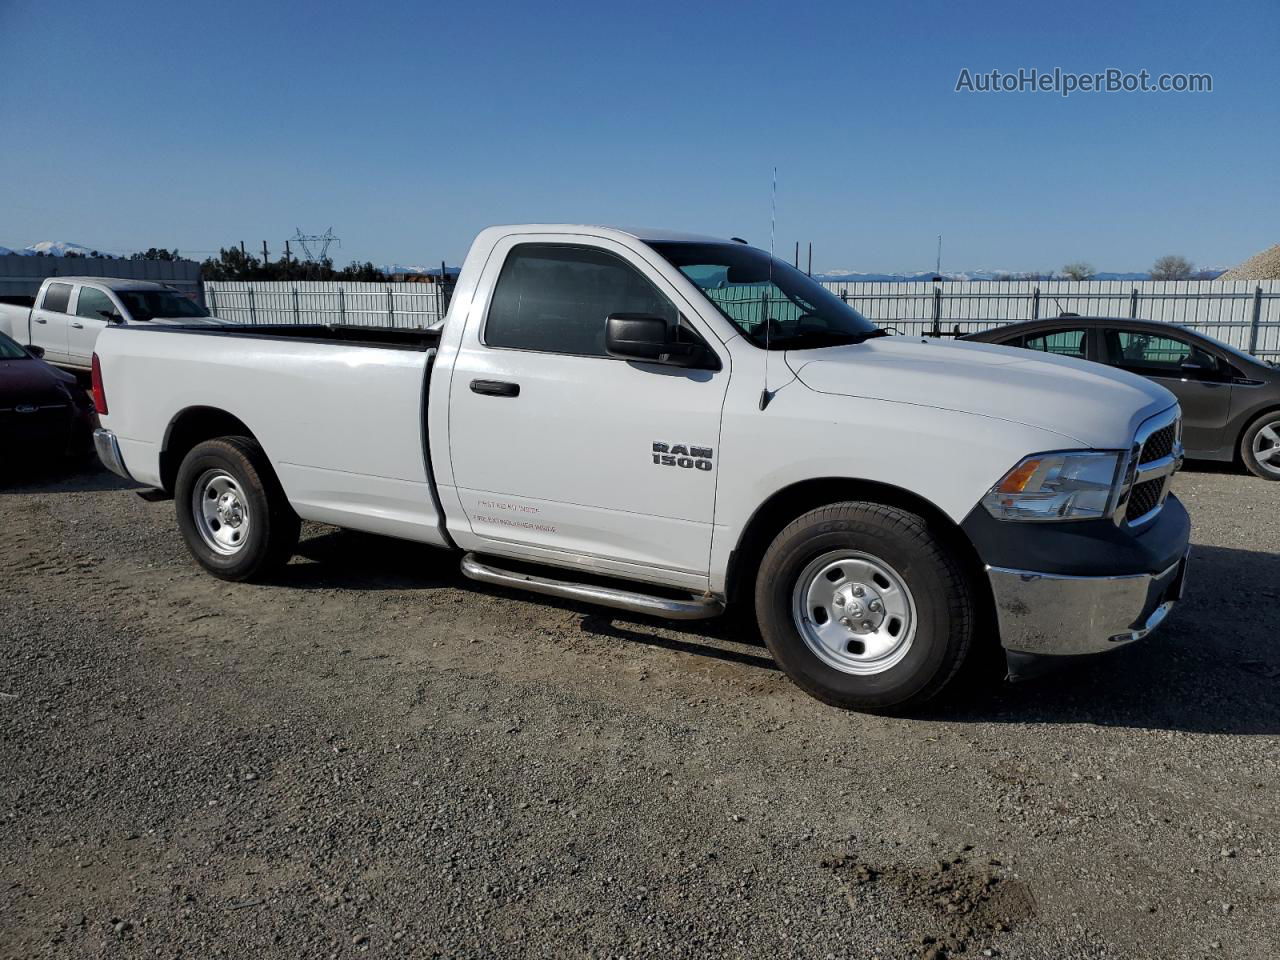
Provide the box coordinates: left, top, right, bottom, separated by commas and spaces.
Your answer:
91, 352, 108, 414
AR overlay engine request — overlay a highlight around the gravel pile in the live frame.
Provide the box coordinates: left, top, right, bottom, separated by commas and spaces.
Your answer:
1218, 243, 1280, 281
1, 461, 1278, 958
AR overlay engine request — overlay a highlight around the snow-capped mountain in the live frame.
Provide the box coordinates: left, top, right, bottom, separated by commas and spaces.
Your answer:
813, 268, 1217, 282
21, 240, 98, 257
0, 246, 14, 257
379, 263, 460, 277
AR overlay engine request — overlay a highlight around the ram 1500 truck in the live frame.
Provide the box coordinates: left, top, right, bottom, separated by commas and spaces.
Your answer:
0, 277, 220, 371
90, 225, 1190, 710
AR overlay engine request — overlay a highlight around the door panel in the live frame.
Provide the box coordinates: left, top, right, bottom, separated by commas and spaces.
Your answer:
1100, 328, 1233, 454
68, 286, 115, 364
30, 282, 73, 363
446, 239, 728, 578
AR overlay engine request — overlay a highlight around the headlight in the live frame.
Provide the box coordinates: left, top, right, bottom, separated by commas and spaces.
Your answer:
982, 451, 1123, 521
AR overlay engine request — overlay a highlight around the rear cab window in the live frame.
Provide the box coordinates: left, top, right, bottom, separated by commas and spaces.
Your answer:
41, 282, 73, 313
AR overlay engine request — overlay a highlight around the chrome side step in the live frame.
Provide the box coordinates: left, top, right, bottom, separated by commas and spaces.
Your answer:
460, 553, 723, 621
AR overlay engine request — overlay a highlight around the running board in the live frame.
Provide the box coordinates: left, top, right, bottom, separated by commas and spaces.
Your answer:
460, 553, 723, 621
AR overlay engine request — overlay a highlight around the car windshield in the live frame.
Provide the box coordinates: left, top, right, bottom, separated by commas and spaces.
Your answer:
0, 332, 30, 360
117, 290, 209, 322
648, 241, 883, 350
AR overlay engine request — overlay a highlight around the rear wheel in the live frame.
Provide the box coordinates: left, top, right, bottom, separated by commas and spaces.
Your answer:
755, 501, 974, 711
175, 437, 299, 580
1241, 412, 1280, 480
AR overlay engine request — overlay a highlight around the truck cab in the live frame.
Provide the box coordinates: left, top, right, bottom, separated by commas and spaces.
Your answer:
20, 277, 218, 370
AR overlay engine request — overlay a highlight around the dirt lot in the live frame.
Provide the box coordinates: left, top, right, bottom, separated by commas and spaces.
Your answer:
1, 462, 1277, 959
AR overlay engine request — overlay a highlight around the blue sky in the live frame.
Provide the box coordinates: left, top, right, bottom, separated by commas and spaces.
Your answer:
1, 0, 1276, 273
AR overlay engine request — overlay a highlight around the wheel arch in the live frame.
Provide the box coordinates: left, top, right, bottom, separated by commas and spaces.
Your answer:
160, 406, 259, 494
725, 477, 993, 621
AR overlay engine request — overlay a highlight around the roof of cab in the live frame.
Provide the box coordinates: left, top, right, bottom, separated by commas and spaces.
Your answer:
44, 277, 174, 292
486, 224, 734, 245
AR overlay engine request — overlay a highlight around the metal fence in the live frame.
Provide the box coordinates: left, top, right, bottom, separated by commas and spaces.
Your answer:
204, 280, 450, 328
204, 277, 1280, 360
0, 254, 203, 302
818, 279, 1280, 358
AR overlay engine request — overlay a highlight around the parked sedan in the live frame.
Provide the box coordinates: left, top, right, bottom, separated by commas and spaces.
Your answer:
0, 331, 95, 466
964, 317, 1280, 479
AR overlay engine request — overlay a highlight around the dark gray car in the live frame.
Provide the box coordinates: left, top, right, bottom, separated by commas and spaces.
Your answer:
964, 317, 1280, 479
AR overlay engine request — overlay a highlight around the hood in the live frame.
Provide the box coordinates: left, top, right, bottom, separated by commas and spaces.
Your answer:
787, 336, 1175, 449
0, 356, 69, 405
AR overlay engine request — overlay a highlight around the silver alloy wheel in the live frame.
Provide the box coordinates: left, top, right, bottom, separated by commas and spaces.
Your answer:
192, 469, 251, 556
790, 550, 917, 676
1252, 420, 1280, 476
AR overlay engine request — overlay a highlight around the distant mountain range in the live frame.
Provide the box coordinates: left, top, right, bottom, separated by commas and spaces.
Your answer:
813, 268, 1224, 282
0, 241, 1227, 281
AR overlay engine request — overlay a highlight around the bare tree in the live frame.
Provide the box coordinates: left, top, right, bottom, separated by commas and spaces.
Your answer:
1151, 255, 1195, 280
1062, 261, 1094, 281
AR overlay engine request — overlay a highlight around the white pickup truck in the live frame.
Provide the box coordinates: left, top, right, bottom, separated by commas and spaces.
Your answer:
0, 277, 219, 371
90, 225, 1190, 710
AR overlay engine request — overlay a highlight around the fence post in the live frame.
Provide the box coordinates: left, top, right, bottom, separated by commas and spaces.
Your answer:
1249, 285, 1263, 355
1129, 288, 1139, 319
387, 288, 395, 326
208, 287, 219, 316
931, 287, 942, 337
292, 288, 300, 324
338, 287, 346, 325
248, 287, 257, 325
1031, 287, 1040, 320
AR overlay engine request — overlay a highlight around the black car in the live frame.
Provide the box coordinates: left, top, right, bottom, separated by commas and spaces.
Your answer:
0, 331, 95, 467
964, 317, 1280, 479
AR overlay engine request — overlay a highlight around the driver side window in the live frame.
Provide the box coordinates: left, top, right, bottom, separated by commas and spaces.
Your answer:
484, 244, 679, 358
1103, 329, 1217, 378
75, 287, 116, 322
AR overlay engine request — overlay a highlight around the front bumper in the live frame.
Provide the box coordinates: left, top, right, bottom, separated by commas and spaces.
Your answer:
989, 549, 1189, 659
94, 428, 134, 482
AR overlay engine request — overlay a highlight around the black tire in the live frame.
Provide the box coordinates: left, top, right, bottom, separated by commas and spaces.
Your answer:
1240, 412, 1280, 481
174, 436, 300, 581
754, 501, 974, 711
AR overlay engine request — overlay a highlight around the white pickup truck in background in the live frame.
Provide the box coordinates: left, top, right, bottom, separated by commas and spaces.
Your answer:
0, 277, 220, 371
90, 225, 1191, 711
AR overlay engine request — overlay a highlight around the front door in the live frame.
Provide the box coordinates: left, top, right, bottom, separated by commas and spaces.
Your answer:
67, 286, 116, 366
1100, 327, 1233, 455
29, 282, 73, 364
447, 238, 728, 583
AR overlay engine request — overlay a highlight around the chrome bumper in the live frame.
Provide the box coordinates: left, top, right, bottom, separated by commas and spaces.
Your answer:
93, 428, 134, 482
989, 551, 1189, 657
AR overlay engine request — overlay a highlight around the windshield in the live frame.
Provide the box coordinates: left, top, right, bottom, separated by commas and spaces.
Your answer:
0, 332, 30, 360
648, 241, 882, 350
117, 290, 209, 322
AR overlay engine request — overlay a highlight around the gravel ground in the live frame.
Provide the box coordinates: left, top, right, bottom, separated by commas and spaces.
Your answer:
1, 460, 1277, 959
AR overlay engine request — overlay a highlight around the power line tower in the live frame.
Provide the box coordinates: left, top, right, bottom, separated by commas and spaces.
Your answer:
291, 227, 340, 264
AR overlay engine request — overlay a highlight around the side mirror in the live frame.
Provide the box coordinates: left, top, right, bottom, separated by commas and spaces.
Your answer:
98, 309, 123, 324
26, 344, 45, 359
604, 314, 710, 367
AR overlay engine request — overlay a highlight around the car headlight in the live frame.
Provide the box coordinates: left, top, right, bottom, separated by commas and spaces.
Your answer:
982, 451, 1123, 521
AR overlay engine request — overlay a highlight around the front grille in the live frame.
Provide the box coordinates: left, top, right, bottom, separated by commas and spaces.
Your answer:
1125, 478, 1165, 522
1141, 423, 1176, 462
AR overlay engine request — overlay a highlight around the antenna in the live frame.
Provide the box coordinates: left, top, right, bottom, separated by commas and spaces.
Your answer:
759, 167, 777, 411
936, 234, 942, 277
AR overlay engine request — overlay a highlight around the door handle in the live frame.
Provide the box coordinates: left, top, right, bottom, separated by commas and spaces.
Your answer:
470, 379, 520, 398
34, 317, 47, 323
71, 321, 84, 329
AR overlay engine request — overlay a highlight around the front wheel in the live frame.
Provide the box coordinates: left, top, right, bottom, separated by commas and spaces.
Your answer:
1241, 412, 1280, 480
175, 436, 300, 581
755, 501, 974, 711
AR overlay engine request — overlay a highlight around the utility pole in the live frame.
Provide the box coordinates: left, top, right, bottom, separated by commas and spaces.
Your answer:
936, 235, 942, 277
807, 242, 812, 277
262, 240, 269, 267
284, 240, 291, 280
794, 241, 799, 269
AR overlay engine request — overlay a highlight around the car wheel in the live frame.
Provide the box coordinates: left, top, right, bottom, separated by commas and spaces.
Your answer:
175, 436, 300, 580
755, 501, 974, 711
1241, 412, 1280, 481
